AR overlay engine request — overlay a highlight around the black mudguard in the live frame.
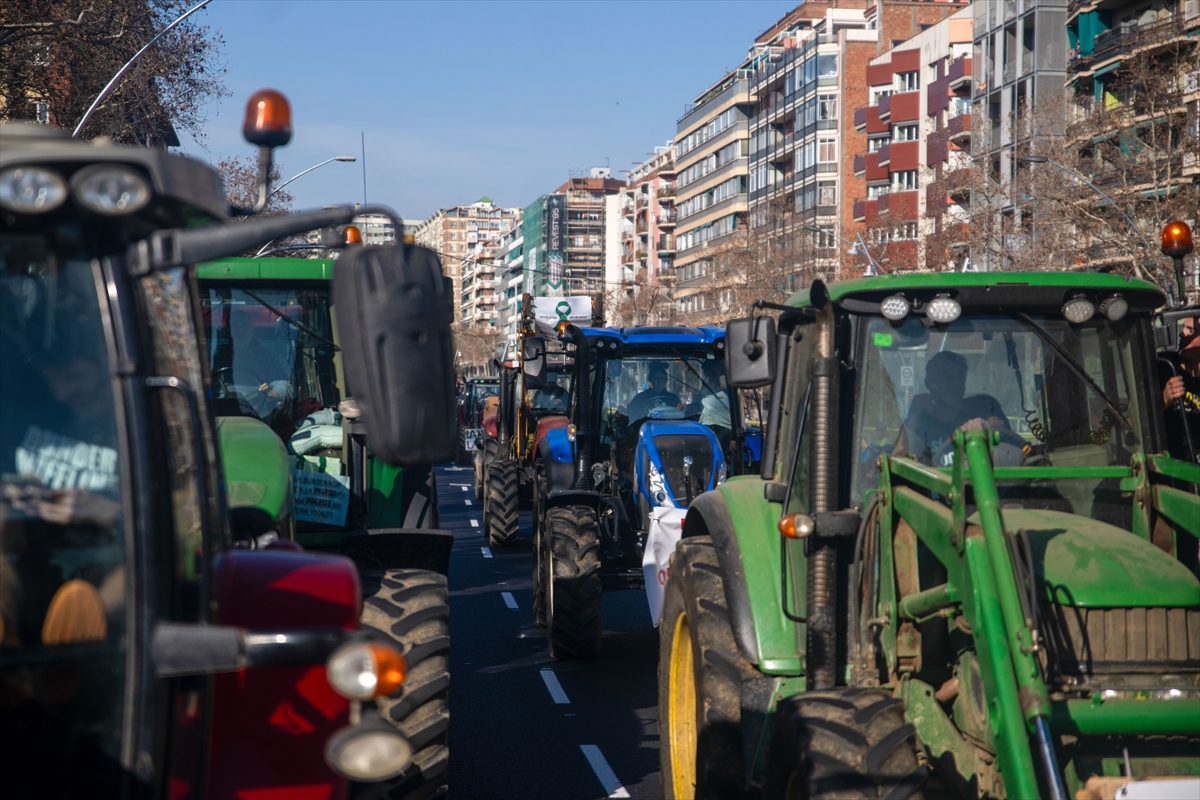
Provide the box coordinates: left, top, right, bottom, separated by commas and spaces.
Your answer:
544, 488, 604, 514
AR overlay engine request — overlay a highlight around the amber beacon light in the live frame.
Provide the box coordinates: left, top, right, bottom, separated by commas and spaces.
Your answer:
242, 89, 292, 148
1162, 221, 1195, 305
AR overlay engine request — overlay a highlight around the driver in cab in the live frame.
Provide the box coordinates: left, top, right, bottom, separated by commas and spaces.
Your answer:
625, 363, 682, 422
895, 350, 1020, 466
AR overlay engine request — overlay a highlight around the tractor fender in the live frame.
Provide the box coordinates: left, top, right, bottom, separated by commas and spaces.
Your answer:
538, 430, 576, 493
682, 490, 760, 666
544, 488, 604, 514
532, 415, 570, 462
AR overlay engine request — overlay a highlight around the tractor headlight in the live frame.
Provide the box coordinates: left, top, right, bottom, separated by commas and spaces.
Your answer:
325, 712, 413, 781
327, 641, 407, 701
717, 461, 727, 484
0, 166, 67, 213
1098, 294, 1128, 322
1062, 295, 1096, 324
647, 462, 673, 507
880, 294, 910, 321
925, 295, 962, 324
566, 424, 576, 443
71, 165, 151, 215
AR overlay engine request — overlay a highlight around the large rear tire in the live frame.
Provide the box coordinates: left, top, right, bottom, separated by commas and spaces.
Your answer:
545, 506, 602, 659
762, 688, 930, 800
474, 436, 498, 502
485, 460, 520, 547
658, 536, 753, 800
356, 569, 450, 800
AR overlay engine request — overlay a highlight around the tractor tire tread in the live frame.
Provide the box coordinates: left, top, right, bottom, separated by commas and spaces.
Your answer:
486, 459, 520, 547
546, 506, 603, 660
763, 688, 931, 800
354, 569, 449, 800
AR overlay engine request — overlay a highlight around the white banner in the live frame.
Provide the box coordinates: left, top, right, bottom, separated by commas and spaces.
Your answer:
532, 296, 593, 335
292, 469, 350, 526
642, 506, 687, 627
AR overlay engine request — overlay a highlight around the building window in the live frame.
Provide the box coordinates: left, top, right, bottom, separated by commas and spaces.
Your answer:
867, 184, 890, 199
894, 124, 918, 142
892, 170, 918, 191
818, 54, 838, 78
868, 137, 888, 153
811, 227, 836, 249
817, 138, 837, 163
896, 71, 919, 92
870, 87, 891, 106
818, 95, 837, 121
817, 181, 836, 207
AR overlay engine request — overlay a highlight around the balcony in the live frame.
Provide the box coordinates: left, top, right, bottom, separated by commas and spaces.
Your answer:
657, 187, 676, 199
622, 203, 635, 218
947, 112, 972, 142
947, 56, 972, 90
657, 234, 676, 254
657, 212, 677, 228
854, 107, 867, 132
877, 95, 891, 121
636, 220, 648, 234
636, 250, 649, 261
637, 195, 650, 208
854, 155, 866, 176
877, 142, 891, 167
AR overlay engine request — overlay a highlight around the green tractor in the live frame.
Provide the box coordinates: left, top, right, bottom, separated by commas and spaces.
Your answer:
659, 273, 1200, 799
195, 255, 453, 799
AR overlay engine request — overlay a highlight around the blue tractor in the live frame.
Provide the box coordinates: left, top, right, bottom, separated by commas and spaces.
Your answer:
529, 326, 758, 658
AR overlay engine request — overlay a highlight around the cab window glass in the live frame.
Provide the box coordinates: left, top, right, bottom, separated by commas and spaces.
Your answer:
1, 227, 128, 793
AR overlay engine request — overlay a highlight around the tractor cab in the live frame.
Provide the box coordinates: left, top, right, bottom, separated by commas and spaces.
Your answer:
458, 377, 498, 466
0, 91, 455, 799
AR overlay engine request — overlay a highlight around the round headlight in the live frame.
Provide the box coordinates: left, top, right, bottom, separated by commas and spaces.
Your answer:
1062, 296, 1096, 324
880, 294, 911, 321
715, 339, 725, 350
1099, 294, 1128, 322
327, 641, 406, 701
566, 424, 577, 443
926, 295, 962, 324
325, 715, 413, 781
0, 166, 67, 213
609, 341, 618, 350
71, 165, 151, 215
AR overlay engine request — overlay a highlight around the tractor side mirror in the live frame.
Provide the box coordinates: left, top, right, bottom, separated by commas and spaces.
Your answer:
725, 316, 777, 388
333, 243, 456, 465
523, 336, 547, 389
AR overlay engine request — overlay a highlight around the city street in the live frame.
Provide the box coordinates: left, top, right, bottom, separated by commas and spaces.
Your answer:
438, 465, 663, 800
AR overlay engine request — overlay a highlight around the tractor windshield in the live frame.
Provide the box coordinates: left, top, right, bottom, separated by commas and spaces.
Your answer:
852, 313, 1154, 523
0, 226, 129, 791
199, 283, 339, 438
527, 367, 572, 414
599, 352, 731, 440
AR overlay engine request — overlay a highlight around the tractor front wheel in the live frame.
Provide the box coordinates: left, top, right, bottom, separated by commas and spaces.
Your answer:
474, 436, 498, 502
658, 535, 752, 799
485, 460, 520, 547
545, 505, 602, 659
357, 568, 450, 800
762, 688, 931, 800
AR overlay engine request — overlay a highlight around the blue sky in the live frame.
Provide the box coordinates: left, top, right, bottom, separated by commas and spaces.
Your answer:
177, 0, 798, 220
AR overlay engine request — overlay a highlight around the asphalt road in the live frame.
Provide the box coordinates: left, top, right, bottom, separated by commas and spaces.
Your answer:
438, 464, 663, 800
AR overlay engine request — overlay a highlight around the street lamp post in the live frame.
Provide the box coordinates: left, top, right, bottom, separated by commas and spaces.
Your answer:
804, 224, 881, 277
1019, 155, 1172, 301
250, 155, 355, 255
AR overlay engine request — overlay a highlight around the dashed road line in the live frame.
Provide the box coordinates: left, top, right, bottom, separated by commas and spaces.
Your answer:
501, 592, 518, 609
579, 745, 630, 798
470, 518, 479, 528
481, 547, 493, 559
539, 669, 570, 704
460, 486, 467, 491
465, 499, 472, 506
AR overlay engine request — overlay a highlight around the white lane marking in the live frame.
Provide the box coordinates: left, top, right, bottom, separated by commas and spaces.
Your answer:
501, 592, 518, 609
580, 745, 630, 798
481, 547, 493, 559
470, 518, 479, 528
465, 499, 472, 506
460, 486, 468, 491
539, 669, 570, 704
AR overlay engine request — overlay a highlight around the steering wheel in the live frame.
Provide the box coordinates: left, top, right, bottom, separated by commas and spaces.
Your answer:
929, 428, 1026, 468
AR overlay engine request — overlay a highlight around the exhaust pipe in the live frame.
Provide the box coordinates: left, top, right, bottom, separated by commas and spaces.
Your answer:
808, 301, 838, 690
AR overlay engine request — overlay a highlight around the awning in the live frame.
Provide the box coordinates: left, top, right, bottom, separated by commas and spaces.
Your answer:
1093, 60, 1122, 77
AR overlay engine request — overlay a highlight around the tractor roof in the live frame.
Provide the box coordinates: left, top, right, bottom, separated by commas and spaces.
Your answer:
788, 272, 1166, 315
575, 326, 725, 345
197, 257, 335, 281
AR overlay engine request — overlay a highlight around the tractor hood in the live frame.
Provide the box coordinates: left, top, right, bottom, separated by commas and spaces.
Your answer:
966, 508, 1200, 608
216, 416, 291, 523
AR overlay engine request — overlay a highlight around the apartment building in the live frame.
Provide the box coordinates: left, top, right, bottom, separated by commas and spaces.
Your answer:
351, 212, 395, 246
550, 171, 625, 295
496, 223, 526, 337
620, 143, 678, 291
969, 0, 1070, 269
851, 7, 974, 271
412, 198, 521, 323
673, 66, 754, 314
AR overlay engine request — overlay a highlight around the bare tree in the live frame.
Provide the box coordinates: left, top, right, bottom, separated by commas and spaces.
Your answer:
453, 323, 504, 373
966, 22, 1198, 295
0, 0, 228, 144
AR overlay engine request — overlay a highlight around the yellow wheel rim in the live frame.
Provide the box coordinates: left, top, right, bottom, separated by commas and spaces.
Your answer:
667, 611, 697, 799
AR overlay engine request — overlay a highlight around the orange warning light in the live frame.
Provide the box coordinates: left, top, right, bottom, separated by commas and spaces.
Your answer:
242, 89, 292, 148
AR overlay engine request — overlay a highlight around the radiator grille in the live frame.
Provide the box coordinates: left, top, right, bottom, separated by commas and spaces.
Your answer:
1042, 605, 1200, 675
